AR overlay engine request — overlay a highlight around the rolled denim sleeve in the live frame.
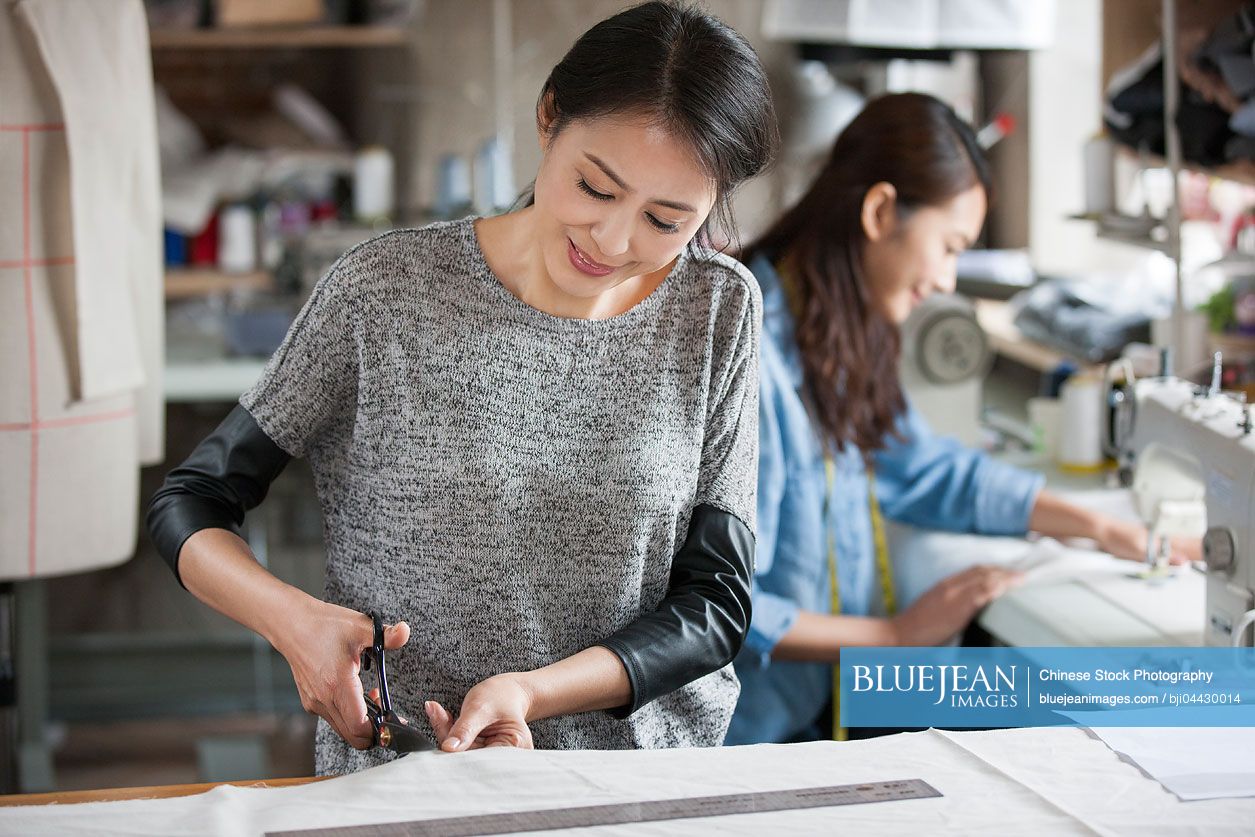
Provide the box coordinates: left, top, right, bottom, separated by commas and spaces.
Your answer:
744, 585, 800, 664
874, 402, 1043, 537
972, 457, 1045, 535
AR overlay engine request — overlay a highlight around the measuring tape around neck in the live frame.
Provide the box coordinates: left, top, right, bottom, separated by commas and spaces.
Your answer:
774, 257, 899, 740
826, 455, 897, 741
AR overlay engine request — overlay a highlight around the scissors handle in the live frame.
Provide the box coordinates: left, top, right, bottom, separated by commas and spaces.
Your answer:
362, 612, 392, 714
361, 611, 434, 753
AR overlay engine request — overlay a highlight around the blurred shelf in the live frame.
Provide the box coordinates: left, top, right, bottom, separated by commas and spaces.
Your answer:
165, 333, 268, 402
149, 25, 410, 50
1095, 226, 1170, 254
1194, 159, 1255, 187
165, 268, 272, 300
1211, 330, 1255, 359
974, 299, 1099, 374
165, 356, 268, 403
1116, 145, 1255, 188
1067, 212, 1170, 254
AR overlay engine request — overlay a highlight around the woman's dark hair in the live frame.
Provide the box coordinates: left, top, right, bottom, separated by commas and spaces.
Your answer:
741, 92, 992, 454
538, 1, 778, 251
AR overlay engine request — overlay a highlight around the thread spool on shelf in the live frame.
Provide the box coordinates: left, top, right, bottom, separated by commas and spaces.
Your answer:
218, 203, 257, 274
435, 153, 472, 219
1082, 134, 1115, 217
354, 146, 395, 225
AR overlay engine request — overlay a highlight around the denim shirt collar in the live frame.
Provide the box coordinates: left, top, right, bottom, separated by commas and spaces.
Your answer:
749, 254, 805, 391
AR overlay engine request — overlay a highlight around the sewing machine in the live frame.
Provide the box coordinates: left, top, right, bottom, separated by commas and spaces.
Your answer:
1119, 360, 1255, 647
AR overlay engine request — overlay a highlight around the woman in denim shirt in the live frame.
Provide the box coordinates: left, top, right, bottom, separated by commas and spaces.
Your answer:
727, 93, 1196, 745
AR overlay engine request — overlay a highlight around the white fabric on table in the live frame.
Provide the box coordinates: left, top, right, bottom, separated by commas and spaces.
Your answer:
888, 488, 1205, 646
2, 728, 1252, 835
1086, 726, 1255, 802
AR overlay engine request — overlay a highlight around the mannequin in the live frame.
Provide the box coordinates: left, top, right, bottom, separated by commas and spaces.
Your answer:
1, 0, 163, 790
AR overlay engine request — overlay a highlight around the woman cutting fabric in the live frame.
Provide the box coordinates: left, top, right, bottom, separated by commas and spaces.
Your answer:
726, 93, 1196, 745
148, 1, 777, 773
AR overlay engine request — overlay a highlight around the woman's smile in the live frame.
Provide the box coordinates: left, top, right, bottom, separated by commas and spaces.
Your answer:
567, 238, 617, 277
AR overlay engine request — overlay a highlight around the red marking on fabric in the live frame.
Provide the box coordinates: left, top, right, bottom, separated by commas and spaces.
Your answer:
0, 408, 135, 433
22, 131, 38, 575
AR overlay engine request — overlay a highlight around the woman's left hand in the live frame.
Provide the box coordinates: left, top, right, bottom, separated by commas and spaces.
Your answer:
1094, 516, 1201, 565
425, 674, 535, 752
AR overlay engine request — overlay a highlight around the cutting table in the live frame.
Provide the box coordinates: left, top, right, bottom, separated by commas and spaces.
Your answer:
0, 727, 1251, 835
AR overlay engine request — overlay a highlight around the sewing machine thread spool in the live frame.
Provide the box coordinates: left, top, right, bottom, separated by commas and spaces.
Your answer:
1057, 373, 1106, 471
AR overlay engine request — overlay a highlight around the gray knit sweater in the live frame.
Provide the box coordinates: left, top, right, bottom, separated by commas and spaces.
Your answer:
239, 218, 760, 775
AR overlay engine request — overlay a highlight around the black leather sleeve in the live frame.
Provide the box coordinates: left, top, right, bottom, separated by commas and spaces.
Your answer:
146, 405, 292, 588
598, 503, 754, 718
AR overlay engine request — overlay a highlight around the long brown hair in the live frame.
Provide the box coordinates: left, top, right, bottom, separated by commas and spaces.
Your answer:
742, 92, 992, 453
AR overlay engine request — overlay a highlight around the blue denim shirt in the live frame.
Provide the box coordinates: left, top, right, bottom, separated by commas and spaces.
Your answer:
726, 256, 1044, 745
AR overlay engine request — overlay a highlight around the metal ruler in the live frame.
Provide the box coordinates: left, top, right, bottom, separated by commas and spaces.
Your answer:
268, 778, 941, 837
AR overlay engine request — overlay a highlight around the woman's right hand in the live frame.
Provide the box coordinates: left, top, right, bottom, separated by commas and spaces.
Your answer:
888, 565, 1022, 646
273, 601, 410, 749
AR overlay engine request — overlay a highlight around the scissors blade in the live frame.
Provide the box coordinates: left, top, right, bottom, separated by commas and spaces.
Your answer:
377, 716, 437, 753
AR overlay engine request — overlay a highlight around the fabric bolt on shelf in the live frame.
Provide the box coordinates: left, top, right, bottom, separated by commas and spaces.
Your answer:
1008, 277, 1160, 364
1231, 98, 1255, 138
2, 727, 1253, 835
1216, 53, 1255, 103
1104, 41, 1240, 168
1196, 2, 1255, 100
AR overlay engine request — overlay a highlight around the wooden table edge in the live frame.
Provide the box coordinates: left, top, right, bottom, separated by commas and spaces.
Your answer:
0, 775, 331, 807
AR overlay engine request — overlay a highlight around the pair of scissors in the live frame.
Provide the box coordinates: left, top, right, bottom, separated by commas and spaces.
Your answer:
361, 612, 435, 753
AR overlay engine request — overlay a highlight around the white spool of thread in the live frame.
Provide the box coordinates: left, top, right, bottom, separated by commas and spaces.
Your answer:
218, 203, 256, 274
1083, 135, 1115, 216
354, 146, 395, 223
1056, 373, 1105, 471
